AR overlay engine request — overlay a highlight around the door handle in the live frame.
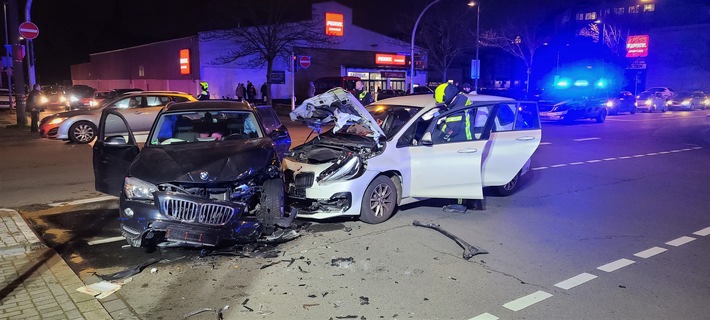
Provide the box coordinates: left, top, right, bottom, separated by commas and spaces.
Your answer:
516, 136, 536, 141
457, 148, 478, 153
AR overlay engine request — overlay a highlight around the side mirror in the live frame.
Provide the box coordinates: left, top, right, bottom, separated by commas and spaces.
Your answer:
105, 135, 127, 145
421, 132, 433, 145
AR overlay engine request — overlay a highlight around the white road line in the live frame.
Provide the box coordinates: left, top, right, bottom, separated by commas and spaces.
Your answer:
634, 246, 667, 259
597, 258, 635, 272
670, 150, 682, 153
469, 313, 499, 320
539, 142, 552, 145
586, 160, 602, 163
692, 146, 702, 150
632, 154, 646, 158
503, 291, 553, 312
550, 164, 568, 168
666, 236, 696, 247
48, 195, 118, 207
602, 157, 617, 161
87, 236, 126, 246
573, 137, 601, 142
554, 273, 597, 290
646, 152, 659, 156
569, 162, 585, 165
658, 151, 670, 154
532, 167, 549, 171
618, 156, 632, 159
693, 227, 710, 236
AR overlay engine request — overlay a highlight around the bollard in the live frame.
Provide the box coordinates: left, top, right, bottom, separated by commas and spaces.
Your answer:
30, 108, 39, 133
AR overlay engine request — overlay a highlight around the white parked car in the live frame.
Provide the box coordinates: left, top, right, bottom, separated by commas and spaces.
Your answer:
284, 88, 542, 224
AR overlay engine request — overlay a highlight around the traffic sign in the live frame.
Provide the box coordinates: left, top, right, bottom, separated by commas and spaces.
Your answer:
19, 22, 39, 40
299, 56, 311, 69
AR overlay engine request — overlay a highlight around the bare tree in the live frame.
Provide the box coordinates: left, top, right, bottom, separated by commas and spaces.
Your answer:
417, 4, 474, 82
479, 19, 549, 95
579, 23, 628, 57
200, 0, 331, 105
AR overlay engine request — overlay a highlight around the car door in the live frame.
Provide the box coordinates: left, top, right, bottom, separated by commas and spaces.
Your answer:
407, 105, 495, 199
93, 109, 139, 196
256, 105, 291, 158
481, 102, 542, 187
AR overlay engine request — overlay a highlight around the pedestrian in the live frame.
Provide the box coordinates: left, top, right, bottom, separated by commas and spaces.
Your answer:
197, 81, 210, 100
27, 84, 43, 111
354, 81, 373, 105
247, 81, 256, 102
308, 81, 316, 98
261, 82, 268, 103
236, 83, 245, 101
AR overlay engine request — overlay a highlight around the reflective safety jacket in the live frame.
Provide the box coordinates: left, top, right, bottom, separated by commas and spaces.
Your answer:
441, 109, 473, 141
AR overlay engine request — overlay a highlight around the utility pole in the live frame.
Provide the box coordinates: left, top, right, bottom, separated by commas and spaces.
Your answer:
8, 0, 27, 126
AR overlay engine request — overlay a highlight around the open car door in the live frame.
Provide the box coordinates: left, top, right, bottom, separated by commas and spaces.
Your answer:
408, 104, 499, 199
93, 109, 139, 196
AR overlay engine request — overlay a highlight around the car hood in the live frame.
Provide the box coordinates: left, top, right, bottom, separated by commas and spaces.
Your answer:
52, 108, 101, 118
129, 139, 276, 184
289, 87, 385, 142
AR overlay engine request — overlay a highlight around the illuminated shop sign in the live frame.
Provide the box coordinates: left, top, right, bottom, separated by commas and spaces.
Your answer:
179, 49, 190, 75
325, 13, 344, 36
375, 53, 406, 66
626, 35, 649, 58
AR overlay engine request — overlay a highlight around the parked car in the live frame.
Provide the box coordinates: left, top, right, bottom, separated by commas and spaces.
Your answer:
605, 91, 637, 115
90, 91, 112, 107
409, 85, 434, 95
642, 87, 674, 100
66, 85, 96, 110
538, 91, 608, 123
92, 101, 292, 247
666, 91, 706, 110
377, 89, 405, 100
107, 88, 144, 99
39, 91, 195, 143
0, 88, 15, 110
39, 85, 67, 110
285, 88, 541, 223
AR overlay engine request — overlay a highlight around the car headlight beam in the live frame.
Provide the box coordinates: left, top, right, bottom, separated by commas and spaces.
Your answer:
47, 117, 67, 125
124, 177, 158, 200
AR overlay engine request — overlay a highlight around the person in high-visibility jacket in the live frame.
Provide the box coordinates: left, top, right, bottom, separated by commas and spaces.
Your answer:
434, 82, 475, 213
197, 81, 210, 100
355, 81, 373, 105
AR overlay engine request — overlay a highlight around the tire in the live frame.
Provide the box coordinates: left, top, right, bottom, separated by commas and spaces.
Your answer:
69, 121, 97, 144
360, 175, 397, 224
595, 108, 607, 123
493, 171, 521, 196
259, 179, 285, 224
661, 105, 667, 113
630, 106, 637, 114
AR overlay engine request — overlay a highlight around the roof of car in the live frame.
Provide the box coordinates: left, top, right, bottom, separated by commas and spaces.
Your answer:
164, 100, 254, 112
120, 90, 189, 96
373, 93, 515, 107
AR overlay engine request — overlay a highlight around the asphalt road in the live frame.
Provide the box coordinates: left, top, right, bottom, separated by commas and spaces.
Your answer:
3, 110, 710, 319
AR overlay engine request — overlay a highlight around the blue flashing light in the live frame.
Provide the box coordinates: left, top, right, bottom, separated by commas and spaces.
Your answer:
556, 78, 571, 88
573, 80, 589, 87
596, 79, 608, 88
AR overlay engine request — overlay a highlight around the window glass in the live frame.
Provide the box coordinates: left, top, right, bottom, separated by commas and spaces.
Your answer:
494, 103, 516, 132
145, 96, 171, 107
103, 113, 131, 144
150, 111, 262, 145
431, 108, 479, 144
111, 98, 132, 109
397, 107, 440, 147
367, 104, 421, 140
256, 106, 282, 134
514, 103, 541, 130
643, 4, 654, 12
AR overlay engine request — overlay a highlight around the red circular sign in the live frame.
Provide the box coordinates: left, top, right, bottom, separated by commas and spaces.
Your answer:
299, 56, 311, 69
19, 22, 39, 40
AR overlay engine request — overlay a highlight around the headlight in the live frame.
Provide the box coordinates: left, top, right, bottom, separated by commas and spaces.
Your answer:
645, 99, 652, 105
681, 100, 691, 106
60, 96, 67, 102
124, 177, 158, 200
317, 155, 361, 185
665, 100, 672, 106
47, 117, 67, 125
704, 99, 709, 105
40, 96, 48, 104
69, 95, 79, 102
605, 100, 614, 107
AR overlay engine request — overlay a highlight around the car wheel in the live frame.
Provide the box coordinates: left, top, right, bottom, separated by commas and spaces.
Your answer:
360, 175, 397, 224
494, 171, 521, 196
69, 121, 97, 144
595, 108, 607, 123
630, 106, 637, 114
259, 178, 285, 224
661, 105, 667, 113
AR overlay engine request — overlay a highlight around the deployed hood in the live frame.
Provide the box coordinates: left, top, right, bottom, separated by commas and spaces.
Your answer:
129, 139, 276, 184
289, 87, 385, 142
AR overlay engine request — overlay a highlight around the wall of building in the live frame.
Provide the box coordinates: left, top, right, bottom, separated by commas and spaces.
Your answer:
646, 24, 710, 91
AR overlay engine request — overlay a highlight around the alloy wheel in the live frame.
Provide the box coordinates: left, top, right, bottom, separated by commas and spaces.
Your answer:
73, 124, 95, 142
369, 183, 393, 217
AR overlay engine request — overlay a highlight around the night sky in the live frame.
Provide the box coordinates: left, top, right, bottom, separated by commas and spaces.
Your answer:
8, 0, 580, 84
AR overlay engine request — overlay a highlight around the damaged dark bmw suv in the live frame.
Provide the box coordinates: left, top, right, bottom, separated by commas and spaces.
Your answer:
93, 100, 292, 247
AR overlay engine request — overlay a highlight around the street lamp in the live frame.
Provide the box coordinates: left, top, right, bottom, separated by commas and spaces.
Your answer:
410, 0, 441, 94
468, 1, 480, 92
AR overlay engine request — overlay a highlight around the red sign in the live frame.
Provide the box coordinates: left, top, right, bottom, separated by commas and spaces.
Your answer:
179, 49, 190, 75
18, 22, 39, 40
325, 13, 344, 36
626, 35, 649, 58
375, 54, 406, 66
299, 56, 311, 69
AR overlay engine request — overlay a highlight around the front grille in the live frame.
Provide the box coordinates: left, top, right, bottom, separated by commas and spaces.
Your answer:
160, 198, 235, 225
295, 172, 315, 188
48, 128, 58, 136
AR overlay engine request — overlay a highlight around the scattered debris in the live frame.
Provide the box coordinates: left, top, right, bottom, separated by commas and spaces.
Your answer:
298, 266, 309, 273
259, 229, 301, 244
308, 294, 317, 298
98, 258, 160, 281
619, 285, 626, 289
241, 299, 253, 312
359, 296, 369, 305
150, 268, 158, 274
303, 303, 319, 310
331, 257, 354, 268
260, 258, 300, 270
335, 316, 358, 319
343, 226, 353, 232
412, 220, 488, 260
183, 305, 229, 320
287, 258, 296, 267
322, 292, 329, 297
76, 278, 131, 299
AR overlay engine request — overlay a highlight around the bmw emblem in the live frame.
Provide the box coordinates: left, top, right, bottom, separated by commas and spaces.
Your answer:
200, 171, 209, 180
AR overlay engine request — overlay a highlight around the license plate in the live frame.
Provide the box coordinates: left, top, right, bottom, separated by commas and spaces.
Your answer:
166, 226, 219, 245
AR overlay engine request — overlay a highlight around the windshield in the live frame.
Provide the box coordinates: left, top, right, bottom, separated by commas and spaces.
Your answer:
148, 110, 262, 146
366, 104, 421, 139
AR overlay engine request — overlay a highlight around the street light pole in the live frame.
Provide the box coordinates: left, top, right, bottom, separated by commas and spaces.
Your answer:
410, 0, 441, 94
474, 2, 480, 92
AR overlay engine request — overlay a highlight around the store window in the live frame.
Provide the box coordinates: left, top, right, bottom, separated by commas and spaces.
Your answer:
629, 5, 639, 13
643, 4, 655, 12
614, 7, 624, 14
576, 13, 584, 20
584, 12, 597, 20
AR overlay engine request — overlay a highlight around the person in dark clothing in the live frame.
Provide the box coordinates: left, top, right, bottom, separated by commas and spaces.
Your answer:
246, 81, 256, 102
260, 83, 268, 103
236, 83, 245, 101
27, 84, 43, 111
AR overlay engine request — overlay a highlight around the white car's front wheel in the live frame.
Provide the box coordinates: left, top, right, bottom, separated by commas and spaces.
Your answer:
360, 175, 397, 224
493, 171, 521, 196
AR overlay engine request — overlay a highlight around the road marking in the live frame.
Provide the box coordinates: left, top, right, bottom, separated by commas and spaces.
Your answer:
554, 273, 597, 290
503, 291, 553, 311
597, 258, 635, 272
469, 313, 499, 320
530, 147, 702, 171
693, 227, 710, 236
550, 164, 568, 168
618, 156, 632, 159
634, 246, 667, 258
602, 157, 617, 161
532, 166, 549, 171
646, 152, 659, 156
586, 160, 602, 163
573, 137, 601, 142
569, 162, 585, 165
87, 236, 126, 246
48, 195, 118, 207
539, 142, 552, 145
632, 154, 646, 158
665, 236, 695, 247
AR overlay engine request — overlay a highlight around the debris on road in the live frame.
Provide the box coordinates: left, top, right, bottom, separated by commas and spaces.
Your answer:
359, 296, 369, 305
76, 278, 131, 299
183, 305, 229, 320
412, 220, 488, 260
150, 268, 158, 273
303, 303, 320, 310
330, 257, 354, 268
98, 258, 160, 280
241, 298, 253, 312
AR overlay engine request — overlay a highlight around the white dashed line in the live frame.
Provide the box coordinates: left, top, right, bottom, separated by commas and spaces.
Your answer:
87, 236, 126, 246
602, 157, 617, 161
48, 195, 118, 207
539, 142, 552, 145
532, 167, 549, 171
530, 147, 703, 171
634, 247, 667, 259
573, 137, 601, 142
597, 258, 635, 272
693, 227, 710, 236
646, 152, 659, 156
503, 291, 553, 312
554, 273, 597, 290
658, 151, 671, 154
469, 313, 499, 320
666, 236, 696, 247
633, 154, 646, 158
586, 160, 602, 163
618, 156, 632, 159
569, 162, 585, 165
550, 164, 568, 168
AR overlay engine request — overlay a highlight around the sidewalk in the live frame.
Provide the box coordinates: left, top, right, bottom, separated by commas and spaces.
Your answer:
0, 208, 116, 320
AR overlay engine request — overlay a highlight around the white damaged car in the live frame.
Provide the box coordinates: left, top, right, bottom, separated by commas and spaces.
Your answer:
284, 88, 542, 224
